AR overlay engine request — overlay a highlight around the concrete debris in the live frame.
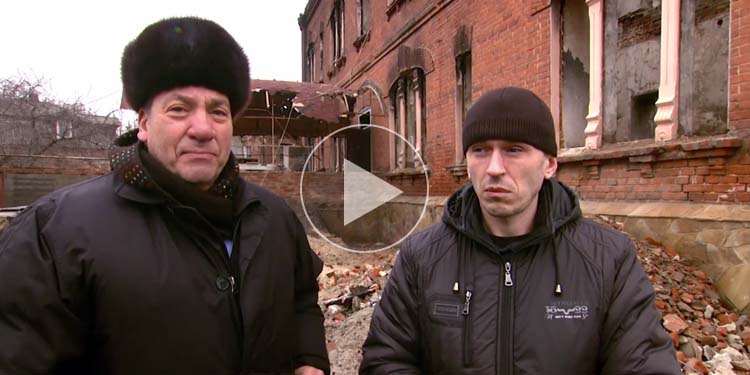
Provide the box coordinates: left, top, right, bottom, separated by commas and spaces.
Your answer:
707, 305, 716, 319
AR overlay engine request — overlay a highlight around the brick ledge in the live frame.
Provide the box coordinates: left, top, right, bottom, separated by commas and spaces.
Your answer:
558, 135, 743, 164
580, 200, 750, 222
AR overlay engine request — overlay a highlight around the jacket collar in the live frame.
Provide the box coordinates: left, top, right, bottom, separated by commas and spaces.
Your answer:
108, 129, 255, 210
442, 178, 581, 253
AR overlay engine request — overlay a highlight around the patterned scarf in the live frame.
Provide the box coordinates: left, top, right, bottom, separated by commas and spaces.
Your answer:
109, 129, 241, 237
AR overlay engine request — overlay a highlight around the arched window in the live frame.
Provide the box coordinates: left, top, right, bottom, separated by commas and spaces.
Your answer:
390, 68, 426, 169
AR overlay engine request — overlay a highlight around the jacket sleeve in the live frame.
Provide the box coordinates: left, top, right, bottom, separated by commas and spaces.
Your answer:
0, 201, 88, 374
599, 237, 681, 375
360, 238, 422, 375
291, 216, 331, 375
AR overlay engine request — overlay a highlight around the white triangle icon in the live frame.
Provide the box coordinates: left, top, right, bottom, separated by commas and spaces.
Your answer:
344, 159, 403, 226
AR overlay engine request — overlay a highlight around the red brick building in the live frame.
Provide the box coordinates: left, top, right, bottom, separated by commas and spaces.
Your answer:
298, 0, 744, 203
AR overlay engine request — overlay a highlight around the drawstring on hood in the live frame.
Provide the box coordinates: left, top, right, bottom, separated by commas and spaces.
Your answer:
552, 232, 563, 296
454, 234, 474, 294
541, 183, 565, 297
447, 190, 477, 367
455, 234, 476, 301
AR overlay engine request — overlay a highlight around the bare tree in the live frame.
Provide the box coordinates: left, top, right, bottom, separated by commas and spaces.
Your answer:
0, 76, 120, 169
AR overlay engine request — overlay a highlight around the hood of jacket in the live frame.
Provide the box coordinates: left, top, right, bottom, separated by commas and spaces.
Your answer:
442, 178, 582, 254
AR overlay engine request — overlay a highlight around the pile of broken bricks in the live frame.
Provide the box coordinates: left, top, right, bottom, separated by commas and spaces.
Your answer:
640, 237, 750, 374
319, 262, 391, 324
317, 217, 750, 374
599, 215, 750, 375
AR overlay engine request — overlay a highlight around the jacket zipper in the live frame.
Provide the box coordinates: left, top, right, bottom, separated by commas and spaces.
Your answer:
497, 257, 514, 375
462, 289, 473, 367
504, 262, 513, 287
462, 290, 473, 315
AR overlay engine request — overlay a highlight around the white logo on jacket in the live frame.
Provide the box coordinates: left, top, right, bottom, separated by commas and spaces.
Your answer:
545, 301, 590, 320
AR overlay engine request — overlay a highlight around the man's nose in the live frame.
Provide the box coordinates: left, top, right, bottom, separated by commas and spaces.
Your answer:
186, 109, 215, 141
486, 149, 506, 176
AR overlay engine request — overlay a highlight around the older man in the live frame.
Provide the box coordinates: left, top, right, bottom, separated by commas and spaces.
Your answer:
0, 17, 328, 375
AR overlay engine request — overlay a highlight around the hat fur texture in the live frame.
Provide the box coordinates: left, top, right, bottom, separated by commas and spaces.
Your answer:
121, 17, 250, 117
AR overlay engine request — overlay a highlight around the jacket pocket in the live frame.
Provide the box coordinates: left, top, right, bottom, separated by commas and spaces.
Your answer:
424, 293, 474, 369
427, 293, 464, 326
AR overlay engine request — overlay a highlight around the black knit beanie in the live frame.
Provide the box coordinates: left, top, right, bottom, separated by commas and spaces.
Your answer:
462, 87, 557, 156
121, 17, 250, 118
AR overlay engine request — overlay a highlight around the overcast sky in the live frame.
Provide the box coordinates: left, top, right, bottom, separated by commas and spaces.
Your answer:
0, 0, 309, 121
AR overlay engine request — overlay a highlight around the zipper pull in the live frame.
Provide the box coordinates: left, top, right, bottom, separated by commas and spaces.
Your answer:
228, 276, 237, 293
504, 262, 513, 287
462, 290, 472, 315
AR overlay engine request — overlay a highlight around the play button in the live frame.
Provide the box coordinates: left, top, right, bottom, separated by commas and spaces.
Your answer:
343, 159, 403, 225
299, 124, 429, 253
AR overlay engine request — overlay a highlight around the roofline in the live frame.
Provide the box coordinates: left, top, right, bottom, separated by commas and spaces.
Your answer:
298, 0, 320, 28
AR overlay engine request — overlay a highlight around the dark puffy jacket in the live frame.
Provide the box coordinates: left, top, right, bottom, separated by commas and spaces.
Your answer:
360, 179, 680, 374
0, 171, 329, 374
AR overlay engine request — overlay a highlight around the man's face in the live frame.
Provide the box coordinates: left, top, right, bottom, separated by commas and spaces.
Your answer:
137, 86, 233, 191
466, 139, 557, 224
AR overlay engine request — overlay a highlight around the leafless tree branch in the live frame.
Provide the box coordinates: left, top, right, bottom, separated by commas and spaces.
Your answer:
0, 76, 120, 168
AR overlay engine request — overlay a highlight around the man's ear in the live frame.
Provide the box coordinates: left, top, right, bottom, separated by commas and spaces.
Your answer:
544, 156, 558, 179
136, 109, 149, 143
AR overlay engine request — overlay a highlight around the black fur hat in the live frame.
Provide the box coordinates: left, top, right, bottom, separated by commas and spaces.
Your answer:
121, 17, 250, 117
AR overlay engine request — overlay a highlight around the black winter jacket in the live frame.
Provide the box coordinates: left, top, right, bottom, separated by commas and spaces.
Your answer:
360, 179, 680, 374
0, 170, 329, 374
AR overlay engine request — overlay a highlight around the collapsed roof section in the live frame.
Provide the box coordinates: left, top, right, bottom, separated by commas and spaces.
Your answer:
235, 79, 355, 138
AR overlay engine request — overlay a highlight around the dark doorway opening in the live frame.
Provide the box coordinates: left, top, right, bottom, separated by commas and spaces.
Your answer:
345, 110, 372, 171
631, 91, 658, 140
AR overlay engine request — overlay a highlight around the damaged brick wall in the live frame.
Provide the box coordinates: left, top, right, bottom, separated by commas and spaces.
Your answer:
611, 1, 662, 143
1, 165, 107, 207
239, 170, 428, 202
730, 0, 750, 131
241, 171, 344, 204
301, 0, 553, 195
556, 137, 750, 203
680, 0, 730, 137
696, 0, 731, 24
561, 0, 589, 148
300, 0, 744, 202
618, 5, 661, 48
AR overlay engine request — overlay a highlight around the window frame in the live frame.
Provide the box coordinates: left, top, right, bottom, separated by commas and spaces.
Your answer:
390, 68, 427, 170
455, 51, 472, 164
330, 0, 345, 62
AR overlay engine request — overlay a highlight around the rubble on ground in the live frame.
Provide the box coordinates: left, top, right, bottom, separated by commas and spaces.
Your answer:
314, 217, 750, 374
596, 216, 750, 375
308, 235, 393, 375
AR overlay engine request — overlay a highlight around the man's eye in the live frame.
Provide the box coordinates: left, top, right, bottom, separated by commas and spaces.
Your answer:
508, 146, 524, 153
212, 109, 229, 117
168, 106, 188, 114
